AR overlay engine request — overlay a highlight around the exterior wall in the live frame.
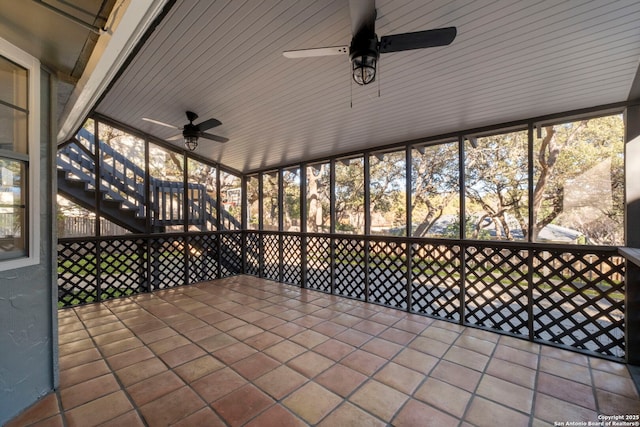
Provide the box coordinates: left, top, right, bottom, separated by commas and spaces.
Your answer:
0, 69, 56, 424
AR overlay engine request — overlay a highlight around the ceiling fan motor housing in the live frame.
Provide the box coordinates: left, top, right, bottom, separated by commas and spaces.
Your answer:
349, 35, 379, 85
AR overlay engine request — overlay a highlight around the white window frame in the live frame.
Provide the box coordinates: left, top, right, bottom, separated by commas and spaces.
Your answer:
0, 36, 41, 271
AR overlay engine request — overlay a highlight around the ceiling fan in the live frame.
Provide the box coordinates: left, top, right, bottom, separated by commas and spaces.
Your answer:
142, 111, 228, 151
282, 0, 457, 86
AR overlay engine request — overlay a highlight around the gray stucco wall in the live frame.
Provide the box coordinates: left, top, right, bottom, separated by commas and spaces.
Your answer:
0, 69, 56, 424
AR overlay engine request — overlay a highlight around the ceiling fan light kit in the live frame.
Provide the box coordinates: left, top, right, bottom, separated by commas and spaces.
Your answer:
283, 0, 457, 87
350, 36, 379, 85
142, 110, 229, 151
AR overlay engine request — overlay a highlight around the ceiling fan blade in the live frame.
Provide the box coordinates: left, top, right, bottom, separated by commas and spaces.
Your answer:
197, 118, 222, 131
166, 134, 182, 141
379, 27, 457, 53
349, 0, 376, 37
283, 46, 348, 58
142, 117, 181, 130
200, 132, 229, 143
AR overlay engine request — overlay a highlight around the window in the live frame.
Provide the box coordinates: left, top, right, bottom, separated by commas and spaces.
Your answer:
370, 150, 406, 236
0, 38, 40, 269
335, 157, 364, 234
262, 171, 279, 230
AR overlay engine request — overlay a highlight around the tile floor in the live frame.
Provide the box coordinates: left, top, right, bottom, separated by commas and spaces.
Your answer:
6, 275, 640, 426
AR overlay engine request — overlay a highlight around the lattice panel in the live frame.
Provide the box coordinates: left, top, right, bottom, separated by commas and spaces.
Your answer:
306, 236, 331, 292
532, 250, 625, 358
149, 236, 186, 289
99, 239, 147, 300
220, 232, 243, 277
464, 245, 529, 336
411, 242, 462, 321
189, 234, 219, 283
245, 232, 260, 276
282, 235, 301, 285
334, 237, 365, 300
369, 240, 407, 309
58, 241, 98, 307
262, 234, 280, 281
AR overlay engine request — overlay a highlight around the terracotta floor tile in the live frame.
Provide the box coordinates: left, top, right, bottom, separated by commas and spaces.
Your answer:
287, 351, 334, 378
377, 327, 416, 345
536, 372, 596, 410
393, 318, 430, 334
332, 313, 363, 327
174, 355, 225, 382
465, 396, 529, 427
590, 358, 633, 377
253, 315, 287, 330
282, 382, 342, 424
294, 315, 325, 328
198, 332, 238, 352
65, 391, 133, 427
462, 327, 500, 343
229, 346, 277, 374
350, 380, 408, 422
30, 414, 64, 427
414, 377, 471, 418
171, 407, 227, 427
215, 318, 248, 332
374, 362, 424, 394
421, 325, 460, 344
59, 347, 102, 370
98, 410, 145, 427
430, 360, 482, 392
498, 335, 540, 354
408, 336, 451, 358
341, 349, 387, 376
311, 308, 339, 320
192, 367, 248, 403
236, 309, 270, 323
126, 370, 185, 406
270, 322, 306, 338
106, 346, 155, 370
313, 338, 355, 361
213, 341, 257, 364
392, 347, 438, 375
541, 345, 589, 366
263, 340, 307, 362
171, 318, 207, 333
243, 331, 284, 350
454, 334, 496, 356
485, 357, 537, 389
254, 365, 308, 399
540, 355, 592, 385
361, 337, 403, 359
311, 321, 347, 337
592, 369, 639, 398
315, 364, 368, 397
127, 319, 166, 335
596, 389, 640, 415
160, 343, 207, 367
274, 309, 305, 321
317, 402, 385, 427
92, 328, 134, 346
182, 325, 220, 342
5, 393, 59, 427
58, 329, 89, 344
226, 323, 264, 340
59, 338, 95, 357
116, 357, 167, 386
392, 398, 459, 427
60, 373, 120, 410
212, 384, 275, 427
59, 360, 111, 388
138, 327, 177, 344
334, 328, 374, 347
200, 310, 232, 324
244, 404, 307, 427
99, 336, 143, 357
443, 345, 489, 372
494, 343, 539, 369
290, 329, 329, 348
534, 392, 598, 424
148, 334, 191, 354
352, 319, 388, 335
476, 374, 534, 413
139, 386, 206, 427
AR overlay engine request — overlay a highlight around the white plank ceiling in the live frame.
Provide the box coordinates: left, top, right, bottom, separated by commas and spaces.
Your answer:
95, 0, 640, 173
